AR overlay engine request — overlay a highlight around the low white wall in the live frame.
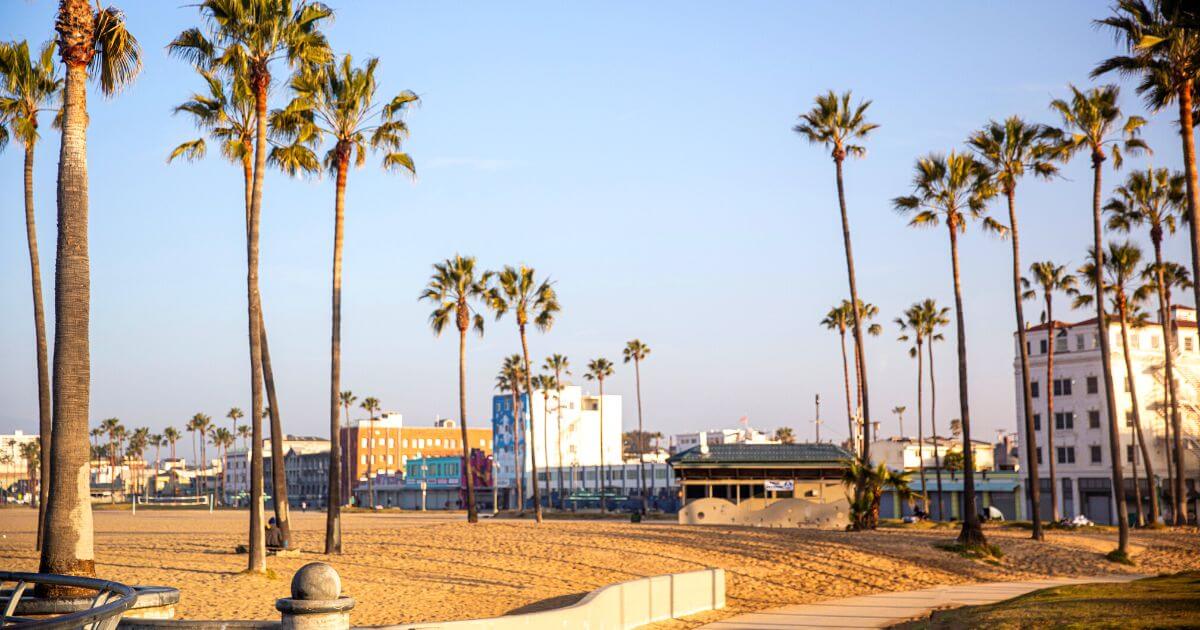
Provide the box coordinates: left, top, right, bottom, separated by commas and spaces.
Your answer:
374, 568, 725, 630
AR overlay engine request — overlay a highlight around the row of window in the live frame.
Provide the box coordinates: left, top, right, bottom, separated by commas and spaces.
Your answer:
1027, 331, 1195, 355
1031, 376, 1099, 398
1033, 409, 1157, 431
358, 437, 492, 450
1035, 445, 1150, 466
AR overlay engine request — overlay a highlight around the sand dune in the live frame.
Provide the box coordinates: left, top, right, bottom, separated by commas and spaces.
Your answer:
1, 509, 1196, 627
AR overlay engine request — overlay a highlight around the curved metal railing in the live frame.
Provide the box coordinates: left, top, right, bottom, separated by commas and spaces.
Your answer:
0, 571, 137, 630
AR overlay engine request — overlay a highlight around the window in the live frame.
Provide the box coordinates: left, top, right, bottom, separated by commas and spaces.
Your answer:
1186, 337, 1195, 352
1054, 412, 1074, 430
388, 438, 395, 448
386, 455, 393, 465
1089, 410, 1101, 429
1076, 334, 1085, 351
1090, 445, 1102, 464
402, 439, 408, 448
360, 438, 367, 448
360, 455, 366, 464
1086, 376, 1098, 395
1126, 445, 1135, 463
1033, 414, 1041, 431
1031, 381, 1040, 398
1039, 339, 1048, 354
1125, 411, 1134, 427
1055, 331, 1068, 352
1036, 447, 1043, 465
1053, 379, 1072, 396
1057, 447, 1076, 464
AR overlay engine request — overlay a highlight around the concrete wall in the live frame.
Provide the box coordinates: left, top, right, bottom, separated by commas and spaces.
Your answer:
678, 497, 850, 529
377, 568, 725, 630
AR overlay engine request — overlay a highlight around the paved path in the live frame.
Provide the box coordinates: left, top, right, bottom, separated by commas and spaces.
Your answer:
700, 575, 1143, 629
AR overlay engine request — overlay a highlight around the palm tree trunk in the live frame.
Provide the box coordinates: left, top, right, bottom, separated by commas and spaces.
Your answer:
246, 77, 270, 573
928, 341, 944, 521
1152, 237, 1181, 525
1045, 303, 1060, 523
1117, 302, 1160, 524
947, 222, 985, 547
833, 158, 872, 466
598, 379, 605, 511
23, 139, 52, 552
1091, 155, 1130, 553
634, 358, 647, 513
262, 319, 289, 539
916, 339, 928, 515
517, 325, 542, 522
511, 388, 524, 512
192, 432, 198, 498
556, 405, 564, 507
544, 388, 553, 509
368, 414, 375, 508
838, 327, 854, 455
325, 151, 348, 554
40, 12, 96, 578
459, 327, 478, 523
1007, 190, 1043, 540
1177, 82, 1198, 526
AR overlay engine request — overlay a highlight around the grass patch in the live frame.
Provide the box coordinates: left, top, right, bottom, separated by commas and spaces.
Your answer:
891, 572, 1200, 629
934, 541, 1004, 561
1106, 549, 1136, 565
878, 519, 954, 530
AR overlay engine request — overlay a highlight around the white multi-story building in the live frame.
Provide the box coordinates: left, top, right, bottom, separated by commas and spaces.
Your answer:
225, 435, 330, 497
492, 385, 622, 495
1014, 305, 1200, 524
672, 427, 778, 452
870, 437, 995, 473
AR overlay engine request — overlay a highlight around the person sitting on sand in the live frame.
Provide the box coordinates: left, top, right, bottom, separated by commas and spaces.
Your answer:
266, 517, 286, 550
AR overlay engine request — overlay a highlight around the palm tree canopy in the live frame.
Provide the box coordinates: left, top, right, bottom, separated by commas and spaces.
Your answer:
584, 357, 615, 382
893, 152, 1002, 234
1093, 0, 1200, 111
543, 354, 571, 381
269, 53, 419, 177
488, 265, 559, 331
168, 68, 255, 164
168, 0, 333, 85
533, 373, 558, 394
623, 339, 651, 364
339, 391, 357, 407
495, 354, 526, 393
1075, 242, 1146, 309
0, 39, 61, 149
227, 407, 244, 421
1104, 167, 1185, 239
793, 90, 879, 161
360, 397, 380, 413
419, 255, 492, 336
62, 4, 142, 95
1048, 84, 1149, 167
896, 299, 949, 357
966, 116, 1059, 195
1022, 262, 1079, 320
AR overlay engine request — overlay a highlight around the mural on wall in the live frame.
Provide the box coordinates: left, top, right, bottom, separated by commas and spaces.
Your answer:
491, 392, 530, 489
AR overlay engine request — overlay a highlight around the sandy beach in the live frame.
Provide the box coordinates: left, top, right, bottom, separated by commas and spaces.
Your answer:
1, 508, 1197, 627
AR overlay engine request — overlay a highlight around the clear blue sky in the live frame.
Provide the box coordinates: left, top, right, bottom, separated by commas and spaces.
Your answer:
1, 1, 1193, 445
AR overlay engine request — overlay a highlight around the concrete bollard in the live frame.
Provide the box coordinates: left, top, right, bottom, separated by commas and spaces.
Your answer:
275, 563, 355, 630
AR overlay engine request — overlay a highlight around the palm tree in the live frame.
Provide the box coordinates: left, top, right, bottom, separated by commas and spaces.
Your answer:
1077, 243, 1162, 525
821, 303, 859, 453
163, 427, 181, 463
623, 340, 651, 512
359, 397, 380, 509
336, 390, 356, 520
584, 358, 615, 508
851, 300, 884, 417
238, 425, 252, 451
0, 39, 61, 551
226, 407, 244, 446
1022, 261, 1079, 524
967, 116, 1058, 541
841, 460, 919, 531
170, 0, 333, 575
89, 427, 103, 469
1094, 12, 1200, 487
794, 90, 880, 471
894, 151, 998, 546
1108, 167, 1186, 523
896, 300, 944, 517
489, 265, 559, 520
99, 418, 120, 469
191, 414, 213, 498
773, 427, 795, 444
128, 427, 149, 497
211, 427, 234, 506
495, 355, 526, 512
149, 434, 162, 496
269, 53, 417, 554
1049, 85, 1147, 557
38, 0, 140, 581
419, 255, 492, 523
542, 354, 570, 509
532, 373, 558, 500
890, 406, 906, 438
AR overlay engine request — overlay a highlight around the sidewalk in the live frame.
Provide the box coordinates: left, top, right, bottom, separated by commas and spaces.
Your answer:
699, 575, 1143, 629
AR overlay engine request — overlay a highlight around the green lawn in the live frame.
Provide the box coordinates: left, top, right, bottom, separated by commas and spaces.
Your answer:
895, 572, 1200, 629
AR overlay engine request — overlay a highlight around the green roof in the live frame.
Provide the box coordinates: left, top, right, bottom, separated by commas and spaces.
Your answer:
668, 442, 853, 466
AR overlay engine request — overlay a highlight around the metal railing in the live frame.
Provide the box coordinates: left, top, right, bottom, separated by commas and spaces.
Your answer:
0, 572, 136, 630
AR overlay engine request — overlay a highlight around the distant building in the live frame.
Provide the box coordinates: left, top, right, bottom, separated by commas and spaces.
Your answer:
0, 430, 39, 502
993, 432, 1020, 471
354, 452, 494, 511
672, 427, 779, 453
225, 436, 329, 499
1015, 305, 1200, 524
870, 437, 995, 473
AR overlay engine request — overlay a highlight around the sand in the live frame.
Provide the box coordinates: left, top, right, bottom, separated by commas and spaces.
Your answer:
1, 508, 1197, 627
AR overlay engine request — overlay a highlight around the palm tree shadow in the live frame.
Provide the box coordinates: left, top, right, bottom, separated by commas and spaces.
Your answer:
504, 592, 586, 615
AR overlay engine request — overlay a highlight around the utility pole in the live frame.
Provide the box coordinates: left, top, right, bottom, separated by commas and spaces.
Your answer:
813, 394, 822, 443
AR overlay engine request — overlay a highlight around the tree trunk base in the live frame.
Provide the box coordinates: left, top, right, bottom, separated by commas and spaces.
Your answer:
956, 522, 988, 548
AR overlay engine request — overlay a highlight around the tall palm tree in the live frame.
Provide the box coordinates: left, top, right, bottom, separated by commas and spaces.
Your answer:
921, 300, 949, 520
163, 427, 181, 463
968, 116, 1058, 541
129, 427, 149, 497
170, 0, 333, 574
495, 355, 526, 512
584, 358, 615, 509
149, 434, 162, 496
226, 407, 244, 447
419, 255, 492, 523
0, 39, 61, 552
894, 151, 998, 546
211, 427, 234, 506
237, 425, 251, 451
336, 390, 356, 519
542, 354, 570, 509
270, 53, 418, 554
1077, 242, 1162, 525
891, 407, 906, 438
1049, 84, 1147, 557
88, 427, 103, 468
191, 414, 213, 498
99, 418, 120, 470
1022, 261, 1078, 524
532, 374, 558, 500
489, 265, 559, 520
821, 303, 860, 452
1108, 167, 1186, 523
39, 0, 140, 582
1094, 13, 1200, 499
896, 300, 938, 517
850, 300, 884, 417
794, 90, 880, 470
360, 396, 380, 509
623, 340, 651, 512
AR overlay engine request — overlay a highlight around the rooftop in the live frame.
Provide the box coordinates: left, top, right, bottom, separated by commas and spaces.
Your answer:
668, 442, 852, 466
